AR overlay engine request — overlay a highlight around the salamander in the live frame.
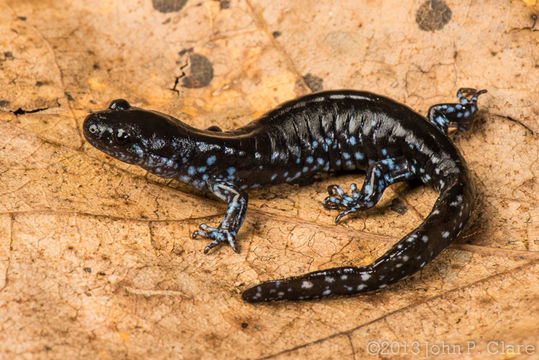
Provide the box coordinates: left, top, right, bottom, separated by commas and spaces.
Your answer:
83, 88, 486, 302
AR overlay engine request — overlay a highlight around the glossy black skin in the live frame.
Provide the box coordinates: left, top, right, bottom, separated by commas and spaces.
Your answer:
83, 89, 486, 302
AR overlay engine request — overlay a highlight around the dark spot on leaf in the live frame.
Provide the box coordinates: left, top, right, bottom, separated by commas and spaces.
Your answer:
4, 51, 13, 58
152, 0, 188, 13
35, 81, 44, 87
390, 198, 408, 215
18, 16, 27, 21
181, 53, 214, 88
0, 100, 10, 107
13, 106, 48, 115
83, 267, 92, 273
416, 0, 452, 32
272, 31, 281, 38
217, 0, 230, 9
241, 322, 248, 329
302, 73, 324, 92
179, 48, 193, 56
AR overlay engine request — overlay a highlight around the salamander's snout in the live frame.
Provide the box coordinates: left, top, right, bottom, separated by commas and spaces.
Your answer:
83, 112, 108, 142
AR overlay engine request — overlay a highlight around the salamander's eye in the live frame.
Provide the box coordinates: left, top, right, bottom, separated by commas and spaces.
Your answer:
109, 99, 131, 111
88, 124, 98, 135
114, 128, 130, 143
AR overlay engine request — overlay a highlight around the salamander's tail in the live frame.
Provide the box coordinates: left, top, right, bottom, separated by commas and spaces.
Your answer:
242, 176, 473, 302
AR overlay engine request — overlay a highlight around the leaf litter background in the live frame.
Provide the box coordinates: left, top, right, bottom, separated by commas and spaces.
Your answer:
0, 0, 538, 359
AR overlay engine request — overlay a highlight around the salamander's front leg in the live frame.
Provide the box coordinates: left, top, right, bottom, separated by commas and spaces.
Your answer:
192, 181, 248, 254
323, 157, 414, 223
427, 88, 487, 134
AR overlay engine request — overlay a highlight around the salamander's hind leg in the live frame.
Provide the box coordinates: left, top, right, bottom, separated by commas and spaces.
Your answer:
192, 180, 248, 254
427, 88, 487, 134
323, 157, 414, 223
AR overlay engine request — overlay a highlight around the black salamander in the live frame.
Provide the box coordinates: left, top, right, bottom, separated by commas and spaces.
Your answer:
83, 88, 486, 302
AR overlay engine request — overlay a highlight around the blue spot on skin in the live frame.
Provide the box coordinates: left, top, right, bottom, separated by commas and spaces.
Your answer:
349, 136, 357, 145
227, 167, 236, 175
206, 155, 216, 166
354, 152, 364, 160
312, 141, 319, 148
382, 158, 395, 170
317, 158, 325, 165
197, 166, 207, 172
296, 158, 301, 164
464, 110, 470, 117
202, 174, 209, 180
271, 174, 277, 181
343, 152, 351, 160
306, 156, 314, 164
457, 112, 463, 118
325, 138, 332, 145
283, 171, 289, 177
188, 166, 196, 176
302, 166, 309, 172
336, 159, 342, 166
436, 116, 447, 127
381, 148, 387, 156
442, 231, 450, 238
447, 106, 454, 113
364, 184, 372, 195
456, 104, 462, 110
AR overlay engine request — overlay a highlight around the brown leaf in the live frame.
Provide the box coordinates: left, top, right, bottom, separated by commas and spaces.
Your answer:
0, 0, 537, 358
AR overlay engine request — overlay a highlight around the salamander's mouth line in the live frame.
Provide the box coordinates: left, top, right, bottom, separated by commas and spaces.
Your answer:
83, 88, 486, 303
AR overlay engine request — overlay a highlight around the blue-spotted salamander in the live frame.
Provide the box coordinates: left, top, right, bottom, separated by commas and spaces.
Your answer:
83, 88, 486, 302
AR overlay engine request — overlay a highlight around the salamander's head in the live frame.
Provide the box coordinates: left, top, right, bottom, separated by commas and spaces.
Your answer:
83, 99, 193, 176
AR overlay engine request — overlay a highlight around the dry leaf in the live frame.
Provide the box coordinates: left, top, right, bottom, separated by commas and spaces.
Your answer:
0, 0, 537, 359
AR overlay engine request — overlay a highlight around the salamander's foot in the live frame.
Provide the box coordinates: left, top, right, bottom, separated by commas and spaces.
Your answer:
322, 184, 362, 223
457, 88, 487, 105
192, 224, 239, 254
427, 88, 487, 134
